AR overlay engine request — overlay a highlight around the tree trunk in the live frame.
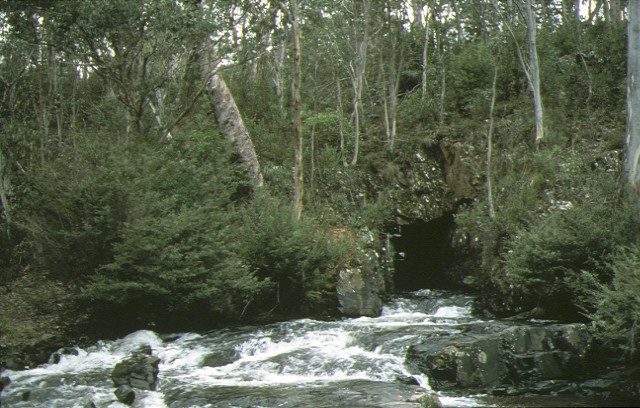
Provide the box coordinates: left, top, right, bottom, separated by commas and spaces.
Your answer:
495, 0, 544, 144
208, 74, 264, 188
439, 55, 446, 125
627, 0, 640, 192
273, 40, 286, 117
421, 4, 431, 101
291, 0, 303, 221
452, 0, 464, 42
0, 152, 11, 227
350, 0, 369, 167
486, 67, 498, 220
336, 73, 347, 166
526, 0, 544, 144
383, 4, 405, 152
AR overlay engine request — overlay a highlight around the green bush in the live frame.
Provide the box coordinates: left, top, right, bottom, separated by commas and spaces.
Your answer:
500, 195, 636, 320
15, 136, 129, 281
80, 199, 269, 332
455, 143, 638, 320
73, 122, 267, 331
585, 245, 640, 361
236, 192, 356, 315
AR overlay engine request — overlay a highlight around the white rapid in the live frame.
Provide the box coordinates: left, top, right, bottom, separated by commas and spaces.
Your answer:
1, 289, 487, 408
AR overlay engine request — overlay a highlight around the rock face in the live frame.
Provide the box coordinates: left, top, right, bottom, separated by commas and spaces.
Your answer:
111, 344, 160, 404
406, 323, 592, 392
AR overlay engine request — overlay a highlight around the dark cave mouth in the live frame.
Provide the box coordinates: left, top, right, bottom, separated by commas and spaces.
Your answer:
391, 213, 456, 292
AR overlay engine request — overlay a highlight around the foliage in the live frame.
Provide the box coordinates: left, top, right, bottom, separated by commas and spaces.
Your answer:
14, 135, 129, 281
447, 42, 495, 118
456, 144, 639, 320
80, 199, 268, 332
584, 245, 640, 362
235, 191, 357, 315
500, 191, 637, 320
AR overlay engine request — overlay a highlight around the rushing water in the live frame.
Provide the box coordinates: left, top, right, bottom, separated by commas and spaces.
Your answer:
3, 289, 490, 407
3, 289, 622, 408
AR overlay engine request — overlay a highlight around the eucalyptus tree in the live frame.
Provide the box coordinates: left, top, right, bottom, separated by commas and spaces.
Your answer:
290, 0, 304, 220
376, 0, 410, 151
526, 0, 544, 144
69, 0, 225, 140
0, 1, 72, 164
428, 1, 454, 124
0, 152, 10, 227
493, 0, 544, 144
627, 0, 640, 192
347, 0, 371, 166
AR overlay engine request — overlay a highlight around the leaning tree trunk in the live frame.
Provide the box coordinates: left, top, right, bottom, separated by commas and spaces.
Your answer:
208, 74, 264, 188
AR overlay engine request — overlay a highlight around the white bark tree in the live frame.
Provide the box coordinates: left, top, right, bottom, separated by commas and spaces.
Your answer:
627, 0, 640, 192
0, 152, 11, 227
379, 0, 407, 151
208, 74, 264, 188
349, 0, 370, 166
494, 0, 544, 143
290, 0, 304, 221
526, 0, 544, 144
486, 66, 498, 220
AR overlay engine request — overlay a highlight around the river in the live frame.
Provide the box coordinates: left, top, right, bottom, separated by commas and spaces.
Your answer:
0, 289, 635, 407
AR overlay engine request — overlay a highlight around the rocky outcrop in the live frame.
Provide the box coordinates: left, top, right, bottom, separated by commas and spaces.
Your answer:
406, 323, 593, 393
111, 344, 160, 404
335, 228, 389, 318
439, 140, 477, 202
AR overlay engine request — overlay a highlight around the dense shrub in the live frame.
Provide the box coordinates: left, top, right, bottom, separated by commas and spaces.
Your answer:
80, 199, 269, 333
71, 120, 270, 331
14, 136, 129, 281
456, 143, 638, 320
235, 191, 357, 316
499, 193, 638, 320
585, 245, 640, 362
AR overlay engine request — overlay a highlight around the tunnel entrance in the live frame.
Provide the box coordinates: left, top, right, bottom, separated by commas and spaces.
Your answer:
391, 213, 455, 292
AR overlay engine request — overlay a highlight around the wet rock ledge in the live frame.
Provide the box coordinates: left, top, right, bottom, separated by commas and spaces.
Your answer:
406, 322, 640, 399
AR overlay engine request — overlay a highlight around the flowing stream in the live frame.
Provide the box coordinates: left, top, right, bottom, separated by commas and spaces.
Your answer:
1, 289, 618, 407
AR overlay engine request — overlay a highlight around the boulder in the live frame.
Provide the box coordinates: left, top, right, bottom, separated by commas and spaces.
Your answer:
0, 375, 10, 403
0, 376, 10, 392
413, 392, 443, 408
336, 267, 382, 317
111, 345, 161, 391
49, 346, 80, 364
114, 384, 136, 405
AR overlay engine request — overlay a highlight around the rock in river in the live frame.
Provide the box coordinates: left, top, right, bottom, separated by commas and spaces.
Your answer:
406, 322, 592, 392
111, 344, 161, 391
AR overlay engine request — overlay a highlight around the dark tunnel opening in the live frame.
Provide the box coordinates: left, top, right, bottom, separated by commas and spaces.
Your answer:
391, 212, 456, 292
